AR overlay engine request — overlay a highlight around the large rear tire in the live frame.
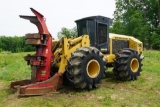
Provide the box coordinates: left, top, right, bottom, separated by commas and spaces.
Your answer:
113, 48, 143, 80
66, 47, 106, 89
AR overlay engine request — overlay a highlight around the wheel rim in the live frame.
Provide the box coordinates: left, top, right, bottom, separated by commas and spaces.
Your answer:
86, 60, 100, 78
130, 58, 139, 73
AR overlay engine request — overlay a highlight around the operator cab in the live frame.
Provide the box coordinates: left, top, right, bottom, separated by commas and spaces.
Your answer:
75, 16, 112, 54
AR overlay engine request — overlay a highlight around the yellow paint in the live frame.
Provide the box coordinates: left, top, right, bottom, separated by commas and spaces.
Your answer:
41, 70, 46, 76
130, 58, 139, 73
103, 54, 115, 63
109, 38, 113, 54
109, 33, 143, 53
53, 35, 90, 74
103, 33, 143, 63
86, 59, 100, 78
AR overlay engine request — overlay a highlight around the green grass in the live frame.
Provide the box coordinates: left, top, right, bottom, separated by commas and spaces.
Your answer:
0, 50, 160, 107
0, 52, 31, 81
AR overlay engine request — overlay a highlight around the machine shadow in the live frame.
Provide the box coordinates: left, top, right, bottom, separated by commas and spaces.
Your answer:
58, 71, 125, 94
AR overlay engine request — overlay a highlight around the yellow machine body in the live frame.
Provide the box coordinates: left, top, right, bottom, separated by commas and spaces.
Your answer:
53, 33, 143, 74
104, 33, 143, 63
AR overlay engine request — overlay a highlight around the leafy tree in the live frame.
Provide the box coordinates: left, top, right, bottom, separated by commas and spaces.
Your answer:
111, 0, 160, 50
57, 27, 77, 39
150, 31, 160, 49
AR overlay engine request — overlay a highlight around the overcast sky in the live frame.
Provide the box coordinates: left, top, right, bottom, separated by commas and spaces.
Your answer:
0, 0, 116, 39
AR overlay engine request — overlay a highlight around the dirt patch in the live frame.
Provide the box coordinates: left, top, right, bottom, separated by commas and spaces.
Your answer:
110, 94, 117, 100
84, 94, 95, 100
156, 91, 160, 95
0, 80, 6, 89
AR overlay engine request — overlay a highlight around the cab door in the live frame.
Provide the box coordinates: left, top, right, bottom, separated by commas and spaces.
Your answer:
96, 22, 109, 54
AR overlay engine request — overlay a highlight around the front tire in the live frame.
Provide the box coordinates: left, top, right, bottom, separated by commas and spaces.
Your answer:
66, 47, 106, 89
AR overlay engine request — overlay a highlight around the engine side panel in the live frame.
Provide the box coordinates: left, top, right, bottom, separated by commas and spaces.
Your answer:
103, 33, 143, 64
109, 33, 143, 54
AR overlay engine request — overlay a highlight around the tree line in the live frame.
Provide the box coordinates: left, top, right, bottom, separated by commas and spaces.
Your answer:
0, 36, 35, 53
110, 0, 160, 50
1, 0, 160, 52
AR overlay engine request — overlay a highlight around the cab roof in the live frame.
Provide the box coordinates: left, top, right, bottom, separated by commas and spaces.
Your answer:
75, 15, 112, 25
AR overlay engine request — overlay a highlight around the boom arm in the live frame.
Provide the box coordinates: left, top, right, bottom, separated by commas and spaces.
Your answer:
52, 35, 90, 74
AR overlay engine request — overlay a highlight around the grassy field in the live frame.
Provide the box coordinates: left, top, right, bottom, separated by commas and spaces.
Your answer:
0, 50, 160, 107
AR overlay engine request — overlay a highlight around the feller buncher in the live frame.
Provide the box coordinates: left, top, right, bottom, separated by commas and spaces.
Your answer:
11, 8, 144, 96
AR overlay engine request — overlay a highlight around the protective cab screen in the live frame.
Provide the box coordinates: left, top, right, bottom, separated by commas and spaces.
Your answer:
77, 20, 88, 36
98, 23, 107, 44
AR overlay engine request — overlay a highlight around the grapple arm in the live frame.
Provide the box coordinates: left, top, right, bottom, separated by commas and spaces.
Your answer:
10, 8, 62, 96
20, 8, 50, 35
